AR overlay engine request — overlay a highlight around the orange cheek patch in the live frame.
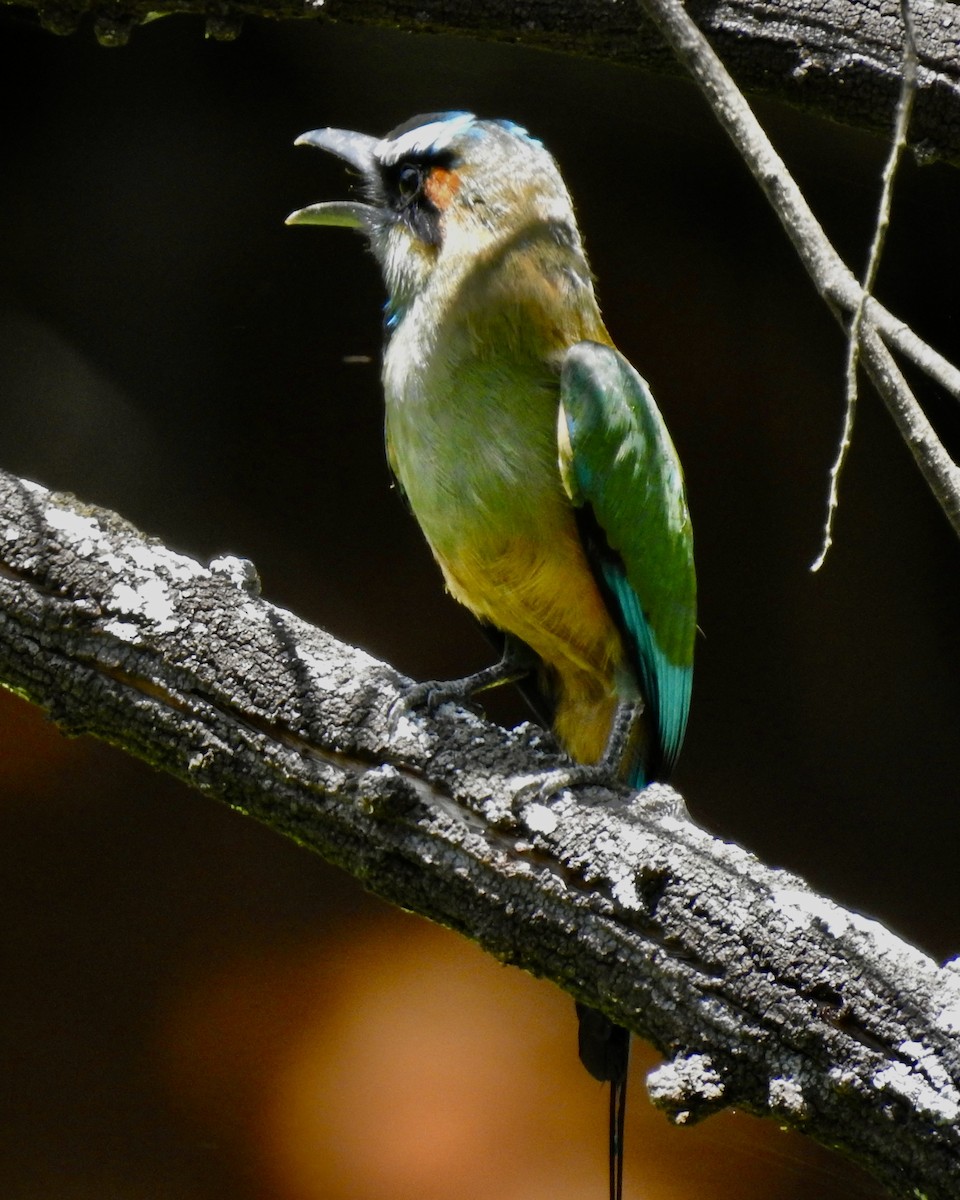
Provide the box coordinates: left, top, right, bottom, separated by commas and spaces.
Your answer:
424, 166, 461, 210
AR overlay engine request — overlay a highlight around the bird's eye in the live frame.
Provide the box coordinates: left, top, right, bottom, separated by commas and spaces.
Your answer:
396, 163, 424, 204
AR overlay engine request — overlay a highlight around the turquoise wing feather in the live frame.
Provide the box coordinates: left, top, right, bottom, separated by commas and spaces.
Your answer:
558, 341, 696, 782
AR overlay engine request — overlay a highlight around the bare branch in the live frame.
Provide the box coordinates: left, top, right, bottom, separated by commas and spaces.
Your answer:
639, 0, 960, 546
2, 466, 960, 1199
812, 0, 920, 571
5, 0, 960, 166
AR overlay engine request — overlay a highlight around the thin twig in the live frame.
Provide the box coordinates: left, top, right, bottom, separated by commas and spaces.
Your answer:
639, 0, 960, 544
812, 0, 919, 571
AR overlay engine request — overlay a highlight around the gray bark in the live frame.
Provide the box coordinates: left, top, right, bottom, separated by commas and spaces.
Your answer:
1, 465, 959, 1199
9, 0, 960, 165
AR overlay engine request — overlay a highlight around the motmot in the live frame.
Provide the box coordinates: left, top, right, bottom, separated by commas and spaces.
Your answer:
287, 112, 696, 1200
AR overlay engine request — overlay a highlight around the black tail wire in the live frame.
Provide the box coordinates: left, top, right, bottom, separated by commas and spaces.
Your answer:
576, 1004, 631, 1200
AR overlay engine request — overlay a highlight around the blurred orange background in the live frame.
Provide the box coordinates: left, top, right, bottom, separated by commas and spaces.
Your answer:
1, 10, 958, 1198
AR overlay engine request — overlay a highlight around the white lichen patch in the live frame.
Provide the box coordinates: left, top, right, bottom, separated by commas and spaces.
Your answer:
935, 1000, 960, 1035
107, 577, 178, 634
100, 550, 129, 575
522, 802, 559, 835
769, 1073, 808, 1117
933, 959, 960, 1034
773, 887, 851, 937
611, 872, 641, 910
44, 507, 107, 558
43, 502, 205, 585
208, 554, 259, 590
608, 823, 652, 861
594, 831, 618, 856
776, 887, 941, 1002
390, 708, 433, 749
293, 644, 342, 692
872, 1049, 960, 1126
717, 837, 764, 875
100, 619, 142, 643
129, 540, 204, 583
647, 1051, 725, 1112
289, 619, 388, 677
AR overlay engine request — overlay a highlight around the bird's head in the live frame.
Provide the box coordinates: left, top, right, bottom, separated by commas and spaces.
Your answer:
286, 112, 585, 316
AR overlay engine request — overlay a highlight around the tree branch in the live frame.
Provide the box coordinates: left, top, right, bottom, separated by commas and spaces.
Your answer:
640, 0, 960, 545
811, 0, 919, 571
7, 0, 960, 166
1, 465, 959, 1199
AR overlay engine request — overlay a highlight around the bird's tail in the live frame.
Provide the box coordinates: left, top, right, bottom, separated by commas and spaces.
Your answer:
610, 1070, 628, 1200
576, 1003, 631, 1200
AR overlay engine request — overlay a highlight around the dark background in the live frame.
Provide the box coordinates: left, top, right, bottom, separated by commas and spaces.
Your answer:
0, 10, 958, 1198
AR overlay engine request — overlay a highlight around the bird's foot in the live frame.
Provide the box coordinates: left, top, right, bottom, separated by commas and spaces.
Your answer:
514, 700, 644, 805
387, 640, 536, 734
515, 759, 622, 806
388, 675, 474, 736
392, 672, 482, 718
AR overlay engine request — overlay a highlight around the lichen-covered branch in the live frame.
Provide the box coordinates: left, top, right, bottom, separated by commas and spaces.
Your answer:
7, 0, 960, 165
1, 466, 958, 1199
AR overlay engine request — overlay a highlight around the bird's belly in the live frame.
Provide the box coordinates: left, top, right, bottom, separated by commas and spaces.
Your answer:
395, 434, 627, 764
441, 526, 626, 765
384, 346, 629, 765
439, 517, 615, 680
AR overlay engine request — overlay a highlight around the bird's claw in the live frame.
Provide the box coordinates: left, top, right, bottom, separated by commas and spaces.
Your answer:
387, 676, 477, 736
406, 677, 475, 712
516, 761, 622, 807
387, 648, 534, 737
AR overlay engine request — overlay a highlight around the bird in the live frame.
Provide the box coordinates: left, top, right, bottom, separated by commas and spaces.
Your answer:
287, 111, 696, 1200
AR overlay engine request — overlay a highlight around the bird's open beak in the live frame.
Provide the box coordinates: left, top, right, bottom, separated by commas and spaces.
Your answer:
286, 127, 380, 230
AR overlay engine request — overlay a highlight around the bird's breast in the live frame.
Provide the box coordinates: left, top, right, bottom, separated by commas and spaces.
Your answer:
381, 243, 602, 547
380, 247, 632, 766
383, 313, 628, 745
383, 307, 561, 559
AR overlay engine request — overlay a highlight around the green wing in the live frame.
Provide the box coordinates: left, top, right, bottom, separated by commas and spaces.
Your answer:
559, 341, 696, 781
